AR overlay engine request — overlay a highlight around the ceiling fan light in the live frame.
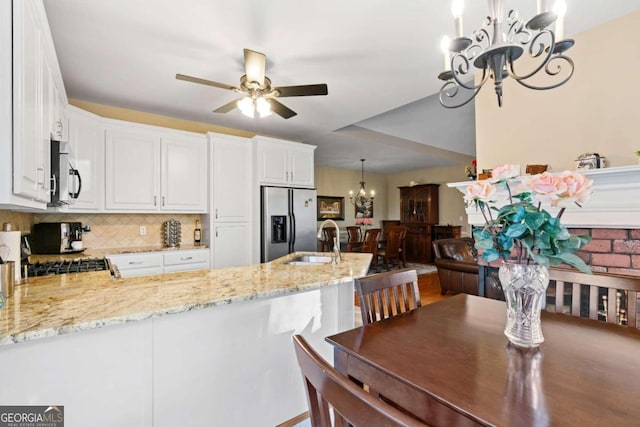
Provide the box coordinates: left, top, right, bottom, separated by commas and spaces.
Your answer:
237, 97, 255, 118
256, 97, 272, 117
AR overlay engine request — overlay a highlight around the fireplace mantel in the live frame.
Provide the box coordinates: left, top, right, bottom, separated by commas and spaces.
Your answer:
448, 166, 640, 229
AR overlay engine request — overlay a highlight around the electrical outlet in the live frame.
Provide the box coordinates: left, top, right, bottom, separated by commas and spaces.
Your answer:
139, 226, 147, 236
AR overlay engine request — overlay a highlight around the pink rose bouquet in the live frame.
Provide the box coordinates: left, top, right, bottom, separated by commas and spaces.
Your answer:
466, 164, 594, 273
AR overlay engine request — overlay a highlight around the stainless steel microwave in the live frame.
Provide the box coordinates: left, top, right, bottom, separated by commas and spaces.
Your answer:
48, 139, 82, 206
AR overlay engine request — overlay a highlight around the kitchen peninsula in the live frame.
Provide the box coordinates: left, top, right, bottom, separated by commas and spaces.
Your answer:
0, 251, 371, 427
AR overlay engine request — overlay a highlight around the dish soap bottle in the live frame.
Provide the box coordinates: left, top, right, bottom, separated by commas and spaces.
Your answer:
194, 220, 202, 246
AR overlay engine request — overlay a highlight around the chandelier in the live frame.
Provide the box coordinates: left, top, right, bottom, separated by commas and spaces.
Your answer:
349, 159, 375, 208
237, 96, 272, 118
437, 0, 574, 108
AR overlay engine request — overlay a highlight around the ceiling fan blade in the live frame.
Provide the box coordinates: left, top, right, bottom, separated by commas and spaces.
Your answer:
176, 74, 238, 91
213, 98, 243, 113
243, 49, 266, 86
274, 84, 328, 97
268, 99, 297, 119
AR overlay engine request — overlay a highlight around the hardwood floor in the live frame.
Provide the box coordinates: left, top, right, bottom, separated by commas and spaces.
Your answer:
417, 271, 454, 305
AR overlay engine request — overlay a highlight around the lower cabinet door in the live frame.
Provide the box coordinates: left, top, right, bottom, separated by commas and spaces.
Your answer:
213, 223, 251, 268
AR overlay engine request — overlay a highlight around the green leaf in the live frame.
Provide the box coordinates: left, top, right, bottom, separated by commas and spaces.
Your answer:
481, 248, 500, 262
504, 223, 527, 238
475, 237, 495, 249
496, 233, 514, 251
557, 252, 592, 274
524, 211, 546, 230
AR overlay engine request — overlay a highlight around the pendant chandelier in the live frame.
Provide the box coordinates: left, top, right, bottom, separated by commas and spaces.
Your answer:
437, 0, 575, 109
349, 159, 375, 208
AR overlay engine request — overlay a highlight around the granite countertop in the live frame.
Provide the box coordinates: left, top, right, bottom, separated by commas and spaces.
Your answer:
0, 252, 371, 346
29, 245, 209, 263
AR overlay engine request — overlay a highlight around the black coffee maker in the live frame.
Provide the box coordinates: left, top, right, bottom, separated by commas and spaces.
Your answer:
30, 222, 84, 254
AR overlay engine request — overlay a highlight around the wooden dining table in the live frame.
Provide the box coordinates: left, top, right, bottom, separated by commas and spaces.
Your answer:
326, 294, 640, 426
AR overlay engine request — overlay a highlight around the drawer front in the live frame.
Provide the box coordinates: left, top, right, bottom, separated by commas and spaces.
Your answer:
119, 266, 163, 278
163, 249, 209, 267
163, 262, 209, 274
108, 252, 164, 271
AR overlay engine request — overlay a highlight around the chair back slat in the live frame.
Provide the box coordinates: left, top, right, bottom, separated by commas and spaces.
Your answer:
292, 335, 427, 427
547, 268, 640, 328
355, 269, 421, 325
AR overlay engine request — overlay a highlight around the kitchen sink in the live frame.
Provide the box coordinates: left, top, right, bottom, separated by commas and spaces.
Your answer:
283, 255, 333, 265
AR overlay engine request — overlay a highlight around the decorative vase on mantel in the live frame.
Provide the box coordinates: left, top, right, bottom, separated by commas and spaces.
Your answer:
498, 262, 550, 348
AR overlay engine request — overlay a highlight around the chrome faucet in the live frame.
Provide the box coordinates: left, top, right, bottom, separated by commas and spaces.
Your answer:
317, 219, 341, 264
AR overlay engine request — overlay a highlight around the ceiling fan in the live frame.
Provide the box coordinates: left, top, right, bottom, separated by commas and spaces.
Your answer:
176, 49, 328, 119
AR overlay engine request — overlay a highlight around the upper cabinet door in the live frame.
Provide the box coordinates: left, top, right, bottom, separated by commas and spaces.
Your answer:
12, 0, 45, 202
66, 107, 104, 211
105, 129, 160, 211
161, 136, 207, 212
211, 136, 251, 222
288, 145, 315, 187
256, 140, 289, 185
255, 136, 315, 188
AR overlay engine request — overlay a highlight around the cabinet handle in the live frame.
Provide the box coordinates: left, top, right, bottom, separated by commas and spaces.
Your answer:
291, 171, 293, 182
162, 196, 166, 207
154, 196, 157, 206
128, 261, 144, 265
286, 171, 289, 182
50, 175, 57, 195
180, 256, 193, 261
216, 230, 218, 237
215, 209, 218, 219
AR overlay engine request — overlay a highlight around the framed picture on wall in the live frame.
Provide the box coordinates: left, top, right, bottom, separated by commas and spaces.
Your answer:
355, 200, 373, 219
317, 196, 345, 221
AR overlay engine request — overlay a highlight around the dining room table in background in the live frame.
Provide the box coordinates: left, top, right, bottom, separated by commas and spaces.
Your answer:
326, 294, 640, 426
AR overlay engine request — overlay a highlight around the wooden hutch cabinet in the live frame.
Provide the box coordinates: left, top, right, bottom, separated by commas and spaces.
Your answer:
399, 184, 439, 263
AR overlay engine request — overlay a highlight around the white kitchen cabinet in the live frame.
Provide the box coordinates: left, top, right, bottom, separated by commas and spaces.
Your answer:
161, 136, 207, 212
108, 248, 211, 277
211, 134, 252, 222
105, 128, 160, 211
107, 252, 164, 278
163, 248, 210, 273
212, 223, 252, 268
205, 133, 253, 269
254, 136, 315, 188
105, 122, 207, 213
65, 106, 105, 211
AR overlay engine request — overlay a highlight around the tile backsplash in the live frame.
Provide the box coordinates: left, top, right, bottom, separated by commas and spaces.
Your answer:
0, 210, 33, 232
32, 213, 203, 249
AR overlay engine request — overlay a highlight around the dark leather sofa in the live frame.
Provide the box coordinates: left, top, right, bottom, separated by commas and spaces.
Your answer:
432, 237, 479, 295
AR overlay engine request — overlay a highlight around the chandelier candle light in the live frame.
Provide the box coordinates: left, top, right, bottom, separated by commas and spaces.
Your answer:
438, 0, 574, 108
349, 159, 375, 209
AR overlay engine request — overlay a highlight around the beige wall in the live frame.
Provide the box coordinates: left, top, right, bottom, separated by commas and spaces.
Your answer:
387, 166, 471, 236
315, 165, 471, 236
314, 166, 387, 228
70, 99, 253, 137
0, 210, 33, 233
476, 11, 640, 172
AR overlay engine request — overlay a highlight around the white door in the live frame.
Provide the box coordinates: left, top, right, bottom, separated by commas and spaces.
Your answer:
257, 140, 288, 185
161, 136, 207, 212
288, 145, 315, 188
67, 108, 104, 211
212, 137, 251, 222
213, 223, 251, 268
12, 0, 44, 201
105, 130, 159, 211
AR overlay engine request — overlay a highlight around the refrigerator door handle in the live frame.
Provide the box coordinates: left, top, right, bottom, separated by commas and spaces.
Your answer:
289, 190, 296, 253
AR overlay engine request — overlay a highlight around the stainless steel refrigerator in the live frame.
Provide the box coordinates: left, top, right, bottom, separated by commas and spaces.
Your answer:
261, 186, 317, 262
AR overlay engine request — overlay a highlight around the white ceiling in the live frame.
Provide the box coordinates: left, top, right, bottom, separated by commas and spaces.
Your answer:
43, 0, 640, 174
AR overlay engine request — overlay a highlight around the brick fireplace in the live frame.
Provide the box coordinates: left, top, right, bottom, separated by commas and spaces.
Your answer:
572, 228, 640, 276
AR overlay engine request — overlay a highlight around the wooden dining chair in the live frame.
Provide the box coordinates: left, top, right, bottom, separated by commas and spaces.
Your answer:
292, 335, 426, 427
377, 226, 406, 271
355, 268, 421, 325
346, 226, 363, 252
547, 268, 640, 328
321, 227, 337, 252
360, 228, 381, 272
